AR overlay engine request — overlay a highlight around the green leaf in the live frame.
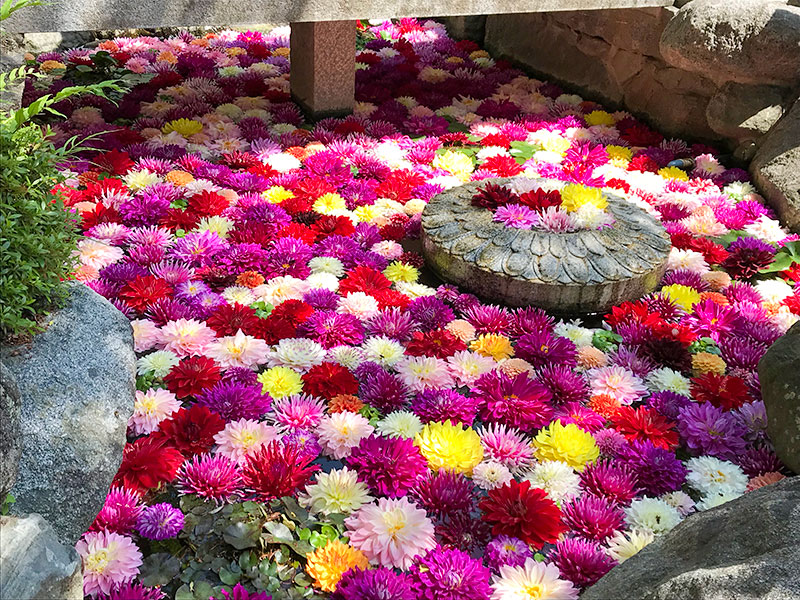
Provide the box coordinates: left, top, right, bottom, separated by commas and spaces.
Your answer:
222, 521, 261, 550
174, 585, 194, 600
264, 521, 294, 543
138, 553, 181, 586
712, 229, 749, 248
219, 567, 241, 586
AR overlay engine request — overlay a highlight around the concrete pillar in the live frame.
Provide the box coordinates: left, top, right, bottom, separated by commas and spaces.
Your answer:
290, 20, 356, 119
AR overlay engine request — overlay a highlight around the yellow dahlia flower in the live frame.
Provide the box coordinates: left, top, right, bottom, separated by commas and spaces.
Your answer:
560, 184, 607, 213
305, 539, 369, 592
383, 261, 419, 283
161, 118, 203, 137
534, 420, 599, 471
658, 166, 689, 181
692, 352, 726, 376
263, 186, 295, 204
257, 366, 303, 399
661, 284, 701, 311
584, 110, 616, 127
432, 150, 474, 182
415, 420, 484, 475
470, 333, 514, 361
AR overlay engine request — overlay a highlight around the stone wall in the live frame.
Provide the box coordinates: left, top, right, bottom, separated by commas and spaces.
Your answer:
482, 2, 800, 155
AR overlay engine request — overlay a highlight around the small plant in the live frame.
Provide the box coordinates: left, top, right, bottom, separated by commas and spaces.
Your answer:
0, 0, 126, 339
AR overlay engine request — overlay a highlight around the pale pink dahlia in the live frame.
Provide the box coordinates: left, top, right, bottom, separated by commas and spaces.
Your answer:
157, 318, 217, 357
76, 531, 143, 597
589, 366, 648, 405
129, 388, 181, 435
345, 496, 436, 569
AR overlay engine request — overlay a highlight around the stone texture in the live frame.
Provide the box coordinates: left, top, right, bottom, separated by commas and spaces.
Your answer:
1, 283, 136, 545
583, 476, 800, 600
750, 100, 800, 232
660, 0, 800, 86
290, 20, 356, 119
3, 0, 673, 32
706, 82, 789, 141
438, 15, 487, 42
0, 31, 26, 113
0, 514, 83, 600
420, 177, 670, 313
484, 10, 721, 142
0, 362, 21, 500
758, 321, 800, 474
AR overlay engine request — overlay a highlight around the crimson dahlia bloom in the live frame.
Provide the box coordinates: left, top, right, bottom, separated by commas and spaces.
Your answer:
114, 436, 184, 493
242, 441, 319, 501
479, 479, 565, 548
473, 370, 554, 433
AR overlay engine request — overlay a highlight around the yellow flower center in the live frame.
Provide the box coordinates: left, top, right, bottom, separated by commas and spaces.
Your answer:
523, 584, 544, 599
86, 549, 110, 574
382, 508, 407, 538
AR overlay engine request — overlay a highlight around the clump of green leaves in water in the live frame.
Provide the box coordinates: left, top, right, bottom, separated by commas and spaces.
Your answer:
0, 0, 131, 339
138, 494, 348, 599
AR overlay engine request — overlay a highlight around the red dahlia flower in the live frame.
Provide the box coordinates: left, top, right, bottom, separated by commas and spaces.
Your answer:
206, 303, 262, 337
157, 404, 225, 456
691, 373, 751, 411
610, 405, 679, 450
479, 479, 566, 548
302, 362, 359, 400
114, 436, 184, 493
242, 441, 319, 501
118, 275, 173, 313
339, 266, 392, 295
164, 355, 221, 398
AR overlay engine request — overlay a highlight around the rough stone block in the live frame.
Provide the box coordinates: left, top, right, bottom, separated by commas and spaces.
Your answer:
290, 20, 356, 119
750, 99, 800, 232
2, 283, 136, 545
660, 0, 800, 86
0, 363, 21, 500
0, 514, 84, 600
706, 82, 790, 141
438, 15, 486, 42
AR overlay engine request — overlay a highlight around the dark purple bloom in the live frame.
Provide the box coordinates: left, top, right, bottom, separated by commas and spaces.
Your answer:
484, 535, 532, 571
347, 435, 427, 497
331, 567, 414, 600
409, 546, 492, 600
136, 503, 184, 540
618, 439, 686, 496
196, 381, 272, 421
677, 402, 748, 460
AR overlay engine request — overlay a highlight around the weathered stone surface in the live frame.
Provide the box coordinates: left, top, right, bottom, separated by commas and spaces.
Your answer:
3, 0, 673, 32
0, 31, 26, 113
290, 20, 356, 119
660, 0, 800, 86
0, 362, 21, 500
0, 514, 83, 600
706, 82, 790, 141
484, 10, 720, 142
1, 283, 135, 545
758, 321, 800, 474
750, 100, 800, 233
584, 476, 800, 600
421, 177, 670, 313
438, 15, 487, 42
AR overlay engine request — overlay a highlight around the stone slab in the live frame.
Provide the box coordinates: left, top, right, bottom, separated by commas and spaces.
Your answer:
4, 1, 673, 33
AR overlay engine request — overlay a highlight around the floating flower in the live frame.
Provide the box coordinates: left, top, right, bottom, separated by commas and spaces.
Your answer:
306, 539, 369, 593
415, 420, 484, 475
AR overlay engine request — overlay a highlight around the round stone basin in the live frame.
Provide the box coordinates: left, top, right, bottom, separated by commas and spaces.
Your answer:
420, 177, 671, 314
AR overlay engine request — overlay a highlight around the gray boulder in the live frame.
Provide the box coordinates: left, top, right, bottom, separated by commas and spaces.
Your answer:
0, 362, 21, 500
750, 99, 800, 233
706, 82, 790, 141
660, 0, 800, 86
0, 513, 83, 600
583, 476, 800, 600
758, 320, 800, 474
1, 283, 136, 545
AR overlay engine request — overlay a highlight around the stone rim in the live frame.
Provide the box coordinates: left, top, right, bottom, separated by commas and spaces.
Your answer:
420, 177, 671, 313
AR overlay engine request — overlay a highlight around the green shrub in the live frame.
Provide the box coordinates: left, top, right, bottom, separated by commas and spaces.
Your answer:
0, 121, 80, 338
0, 0, 127, 339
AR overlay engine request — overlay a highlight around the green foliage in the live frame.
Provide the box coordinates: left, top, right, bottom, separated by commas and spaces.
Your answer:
0, 0, 138, 339
0, 122, 80, 338
759, 241, 800, 274
1, 493, 16, 515
139, 495, 347, 598
592, 329, 622, 353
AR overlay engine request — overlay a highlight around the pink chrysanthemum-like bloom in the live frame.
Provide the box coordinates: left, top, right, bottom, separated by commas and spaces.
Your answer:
129, 388, 181, 435
76, 531, 143, 597
316, 411, 375, 459
493, 203, 539, 229
345, 496, 436, 569
480, 423, 534, 472
176, 454, 243, 504
395, 355, 455, 392
157, 318, 217, 357
589, 366, 648, 405
206, 329, 270, 368
272, 394, 327, 430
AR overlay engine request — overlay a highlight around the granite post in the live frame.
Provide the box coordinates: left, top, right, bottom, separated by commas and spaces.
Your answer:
290, 20, 356, 119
